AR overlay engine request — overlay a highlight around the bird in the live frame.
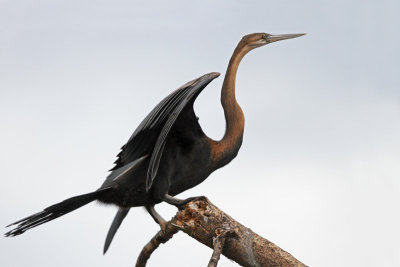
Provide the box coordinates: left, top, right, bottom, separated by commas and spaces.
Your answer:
5, 32, 305, 254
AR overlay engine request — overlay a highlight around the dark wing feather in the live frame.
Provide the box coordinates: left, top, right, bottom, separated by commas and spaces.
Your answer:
110, 72, 220, 175
146, 72, 220, 190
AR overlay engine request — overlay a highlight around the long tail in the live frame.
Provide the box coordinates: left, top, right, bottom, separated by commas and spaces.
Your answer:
5, 187, 112, 237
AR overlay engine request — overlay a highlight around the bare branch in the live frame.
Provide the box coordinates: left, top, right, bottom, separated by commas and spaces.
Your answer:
137, 197, 307, 267
135, 221, 179, 267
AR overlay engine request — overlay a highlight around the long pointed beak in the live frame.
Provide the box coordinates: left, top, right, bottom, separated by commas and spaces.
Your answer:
267, 33, 306, 43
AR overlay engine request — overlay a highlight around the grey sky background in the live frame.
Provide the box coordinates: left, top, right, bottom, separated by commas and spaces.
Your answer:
1, 1, 399, 266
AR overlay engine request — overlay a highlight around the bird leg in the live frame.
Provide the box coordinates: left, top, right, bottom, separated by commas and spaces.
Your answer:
145, 205, 167, 233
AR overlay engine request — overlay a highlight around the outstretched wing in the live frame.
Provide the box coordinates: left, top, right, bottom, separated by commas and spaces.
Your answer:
110, 72, 220, 188
145, 72, 220, 190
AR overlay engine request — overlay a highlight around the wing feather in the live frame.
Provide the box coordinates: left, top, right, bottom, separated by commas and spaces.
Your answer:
110, 72, 220, 190
145, 72, 220, 190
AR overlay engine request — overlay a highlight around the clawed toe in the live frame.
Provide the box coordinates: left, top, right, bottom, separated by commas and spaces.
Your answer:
176, 196, 207, 209
163, 194, 207, 209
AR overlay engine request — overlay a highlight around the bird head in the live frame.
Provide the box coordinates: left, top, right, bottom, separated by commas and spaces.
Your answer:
240, 32, 306, 50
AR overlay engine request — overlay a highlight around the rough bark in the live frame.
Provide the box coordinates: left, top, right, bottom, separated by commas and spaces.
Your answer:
136, 197, 306, 267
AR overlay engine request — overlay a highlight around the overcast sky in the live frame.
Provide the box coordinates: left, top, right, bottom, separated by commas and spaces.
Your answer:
1, 1, 399, 266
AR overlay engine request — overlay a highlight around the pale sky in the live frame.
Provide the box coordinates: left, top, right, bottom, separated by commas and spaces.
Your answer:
1, 1, 399, 266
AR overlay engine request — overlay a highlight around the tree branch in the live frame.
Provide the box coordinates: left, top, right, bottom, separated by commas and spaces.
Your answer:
135, 221, 179, 267
136, 197, 307, 267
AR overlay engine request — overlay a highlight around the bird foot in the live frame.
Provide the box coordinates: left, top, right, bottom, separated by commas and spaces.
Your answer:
159, 220, 168, 234
177, 196, 207, 210
145, 205, 168, 233
163, 194, 207, 210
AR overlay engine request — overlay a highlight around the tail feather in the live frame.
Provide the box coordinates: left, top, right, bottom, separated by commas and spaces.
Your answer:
103, 207, 130, 254
5, 187, 112, 237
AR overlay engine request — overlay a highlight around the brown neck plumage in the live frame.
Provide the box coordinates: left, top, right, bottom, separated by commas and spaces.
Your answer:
209, 40, 252, 165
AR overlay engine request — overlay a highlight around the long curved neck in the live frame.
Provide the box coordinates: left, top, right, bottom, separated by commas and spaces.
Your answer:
210, 42, 250, 165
